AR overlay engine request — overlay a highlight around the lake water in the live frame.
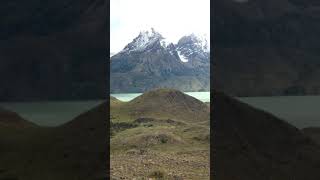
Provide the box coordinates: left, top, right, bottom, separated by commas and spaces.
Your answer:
0, 100, 103, 127
111, 92, 210, 102
238, 96, 320, 129
3, 95, 317, 129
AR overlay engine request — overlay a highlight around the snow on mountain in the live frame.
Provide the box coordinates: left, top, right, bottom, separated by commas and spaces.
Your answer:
174, 33, 210, 64
110, 52, 116, 57
120, 28, 165, 53
177, 33, 209, 54
114, 28, 209, 63
177, 50, 188, 62
198, 34, 210, 52
191, 33, 209, 52
110, 28, 210, 93
160, 38, 171, 48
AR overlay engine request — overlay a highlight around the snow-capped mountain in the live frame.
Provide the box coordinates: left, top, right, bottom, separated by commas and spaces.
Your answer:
176, 34, 210, 71
177, 34, 209, 54
110, 28, 210, 93
116, 29, 209, 63
120, 28, 166, 53
176, 34, 209, 59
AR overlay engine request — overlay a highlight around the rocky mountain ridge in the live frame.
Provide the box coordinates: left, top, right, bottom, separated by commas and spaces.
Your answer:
110, 28, 210, 93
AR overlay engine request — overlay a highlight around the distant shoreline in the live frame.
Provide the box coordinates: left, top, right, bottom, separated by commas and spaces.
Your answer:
111, 91, 210, 102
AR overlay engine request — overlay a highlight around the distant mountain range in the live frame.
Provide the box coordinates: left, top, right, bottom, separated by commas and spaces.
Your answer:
213, 0, 320, 96
110, 28, 210, 93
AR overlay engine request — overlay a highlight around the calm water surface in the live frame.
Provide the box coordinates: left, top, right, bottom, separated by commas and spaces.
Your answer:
111, 92, 210, 102
5, 95, 318, 129
238, 96, 320, 129
0, 100, 103, 127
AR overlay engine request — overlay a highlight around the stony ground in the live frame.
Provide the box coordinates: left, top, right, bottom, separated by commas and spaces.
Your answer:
111, 149, 209, 179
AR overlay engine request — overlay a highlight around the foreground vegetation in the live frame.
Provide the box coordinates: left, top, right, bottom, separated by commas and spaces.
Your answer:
110, 89, 210, 179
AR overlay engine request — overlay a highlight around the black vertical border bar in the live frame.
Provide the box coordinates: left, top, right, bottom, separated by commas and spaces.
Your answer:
210, 0, 214, 179
106, 0, 111, 178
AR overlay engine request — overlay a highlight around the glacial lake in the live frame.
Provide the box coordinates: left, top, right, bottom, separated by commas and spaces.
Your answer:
0, 100, 104, 127
1, 95, 318, 129
111, 91, 210, 102
238, 96, 320, 129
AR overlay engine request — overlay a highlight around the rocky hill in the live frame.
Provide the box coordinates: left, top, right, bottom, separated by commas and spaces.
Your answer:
212, 91, 320, 179
0, 102, 107, 180
112, 89, 210, 123
110, 89, 210, 179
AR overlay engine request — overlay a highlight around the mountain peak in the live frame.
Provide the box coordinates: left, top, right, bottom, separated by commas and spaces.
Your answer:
110, 30, 210, 93
175, 33, 209, 63
138, 28, 162, 39
178, 33, 209, 53
121, 28, 165, 53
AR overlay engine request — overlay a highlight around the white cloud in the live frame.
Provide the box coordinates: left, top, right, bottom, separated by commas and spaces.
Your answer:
110, 0, 210, 53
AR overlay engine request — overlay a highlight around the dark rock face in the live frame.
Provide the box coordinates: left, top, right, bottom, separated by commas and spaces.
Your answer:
213, 0, 320, 96
110, 30, 210, 93
212, 91, 320, 180
0, 0, 107, 101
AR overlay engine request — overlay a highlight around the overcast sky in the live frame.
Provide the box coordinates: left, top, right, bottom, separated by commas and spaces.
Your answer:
110, 0, 210, 53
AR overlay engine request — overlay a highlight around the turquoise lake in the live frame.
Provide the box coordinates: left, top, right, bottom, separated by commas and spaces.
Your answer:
111, 91, 210, 102
1, 94, 319, 129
